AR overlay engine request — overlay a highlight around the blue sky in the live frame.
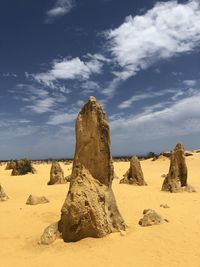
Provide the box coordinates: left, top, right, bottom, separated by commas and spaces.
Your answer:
1, 0, 200, 159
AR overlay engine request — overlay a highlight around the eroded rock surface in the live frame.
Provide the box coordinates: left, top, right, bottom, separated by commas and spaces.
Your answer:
161, 143, 195, 193
26, 195, 49, 205
120, 156, 147, 186
40, 222, 61, 245
0, 184, 9, 201
57, 96, 126, 242
139, 209, 168, 226
47, 161, 66, 185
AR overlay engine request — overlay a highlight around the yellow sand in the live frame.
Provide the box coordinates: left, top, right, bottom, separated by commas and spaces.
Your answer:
1, 154, 200, 267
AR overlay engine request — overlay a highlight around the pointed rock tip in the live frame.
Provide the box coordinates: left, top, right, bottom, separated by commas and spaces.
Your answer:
131, 155, 138, 160
88, 96, 97, 102
175, 143, 184, 150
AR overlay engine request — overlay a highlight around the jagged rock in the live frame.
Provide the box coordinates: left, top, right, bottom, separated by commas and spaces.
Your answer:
0, 184, 9, 201
120, 156, 147, 186
26, 195, 49, 205
57, 96, 126, 242
11, 158, 36, 176
5, 161, 16, 170
139, 209, 168, 226
40, 222, 61, 245
47, 161, 66, 185
161, 143, 195, 193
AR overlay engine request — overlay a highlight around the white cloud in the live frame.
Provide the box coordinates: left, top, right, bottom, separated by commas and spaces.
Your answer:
46, 0, 75, 22
86, 53, 111, 63
102, 77, 122, 97
183, 79, 197, 86
0, 118, 30, 128
14, 84, 68, 114
110, 91, 200, 141
105, 0, 200, 93
47, 112, 76, 125
33, 57, 103, 86
2, 73, 17, 78
80, 80, 100, 95
0, 118, 38, 140
155, 68, 160, 74
118, 89, 176, 109
76, 100, 85, 107
58, 86, 71, 94
26, 98, 55, 114
172, 71, 183, 76
81, 80, 100, 90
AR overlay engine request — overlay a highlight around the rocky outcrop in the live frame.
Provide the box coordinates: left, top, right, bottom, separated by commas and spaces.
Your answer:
161, 143, 195, 193
47, 161, 66, 185
120, 156, 147, 186
0, 184, 9, 201
139, 209, 168, 226
11, 158, 36, 176
57, 96, 126, 242
26, 195, 49, 205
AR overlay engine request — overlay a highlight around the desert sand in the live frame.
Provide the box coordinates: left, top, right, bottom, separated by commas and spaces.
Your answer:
1, 153, 200, 267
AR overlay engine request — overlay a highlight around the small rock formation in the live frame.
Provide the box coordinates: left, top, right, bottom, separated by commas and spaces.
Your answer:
5, 161, 16, 170
47, 161, 66, 185
56, 96, 126, 242
26, 195, 49, 205
161, 143, 195, 193
0, 184, 9, 201
40, 222, 61, 245
139, 209, 168, 226
160, 204, 170, 208
120, 156, 147, 186
11, 158, 36, 176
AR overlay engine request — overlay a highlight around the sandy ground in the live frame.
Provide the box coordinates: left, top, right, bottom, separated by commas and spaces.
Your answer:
1, 153, 200, 267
